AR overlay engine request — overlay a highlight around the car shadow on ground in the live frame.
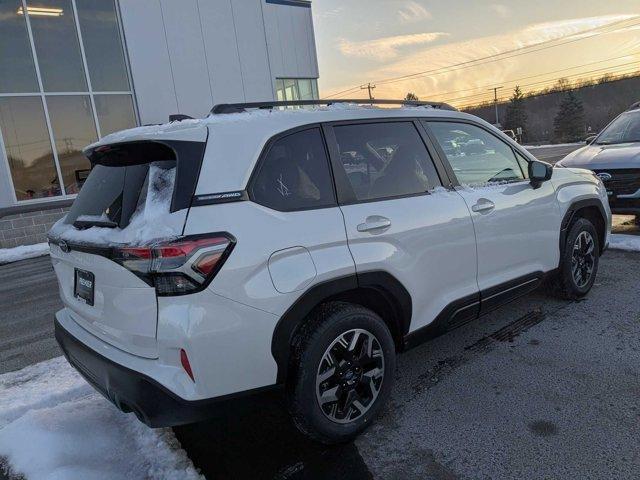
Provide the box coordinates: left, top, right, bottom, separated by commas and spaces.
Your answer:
173, 393, 372, 480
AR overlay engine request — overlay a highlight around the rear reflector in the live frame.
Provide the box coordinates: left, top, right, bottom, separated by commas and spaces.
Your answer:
112, 233, 235, 296
180, 349, 195, 382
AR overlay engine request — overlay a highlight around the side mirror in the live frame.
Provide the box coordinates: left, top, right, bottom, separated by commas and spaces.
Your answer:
529, 160, 552, 188
585, 134, 597, 145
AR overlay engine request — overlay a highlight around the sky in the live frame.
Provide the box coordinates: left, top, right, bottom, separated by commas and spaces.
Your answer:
312, 0, 640, 108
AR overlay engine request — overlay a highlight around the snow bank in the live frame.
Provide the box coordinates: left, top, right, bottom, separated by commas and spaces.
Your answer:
0, 242, 49, 265
0, 357, 203, 480
608, 234, 640, 252
49, 166, 181, 247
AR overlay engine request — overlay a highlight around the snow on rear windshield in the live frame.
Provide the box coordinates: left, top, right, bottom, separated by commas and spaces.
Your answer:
49, 165, 182, 246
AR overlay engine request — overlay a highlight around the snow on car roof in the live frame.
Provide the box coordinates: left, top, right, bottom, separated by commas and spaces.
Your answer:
86, 104, 473, 152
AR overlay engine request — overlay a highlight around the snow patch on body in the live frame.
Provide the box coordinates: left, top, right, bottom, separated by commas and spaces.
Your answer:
0, 243, 50, 265
49, 166, 181, 247
0, 357, 203, 480
608, 234, 640, 252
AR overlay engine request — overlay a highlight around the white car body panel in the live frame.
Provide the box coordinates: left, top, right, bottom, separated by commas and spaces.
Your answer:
339, 190, 478, 333
454, 180, 561, 291
50, 105, 612, 419
183, 201, 356, 316
50, 243, 160, 359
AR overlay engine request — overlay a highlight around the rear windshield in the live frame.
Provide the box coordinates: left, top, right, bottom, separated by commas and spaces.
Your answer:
65, 160, 175, 229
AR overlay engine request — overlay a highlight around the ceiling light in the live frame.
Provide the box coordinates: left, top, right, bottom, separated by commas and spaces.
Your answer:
17, 6, 64, 17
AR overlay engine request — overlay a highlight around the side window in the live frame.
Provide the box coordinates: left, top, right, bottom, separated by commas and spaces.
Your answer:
332, 122, 441, 202
250, 128, 335, 211
427, 122, 526, 186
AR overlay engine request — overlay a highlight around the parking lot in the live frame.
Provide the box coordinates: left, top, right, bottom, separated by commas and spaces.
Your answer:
1, 236, 639, 478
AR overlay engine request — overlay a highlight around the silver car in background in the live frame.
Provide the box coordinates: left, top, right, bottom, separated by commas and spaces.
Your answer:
557, 102, 640, 223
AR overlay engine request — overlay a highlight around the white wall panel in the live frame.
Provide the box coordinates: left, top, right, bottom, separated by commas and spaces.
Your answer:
197, 0, 245, 104
231, 0, 273, 101
274, 4, 298, 77
262, 4, 284, 78
118, 0, 177, 124
160, 0, 213, 117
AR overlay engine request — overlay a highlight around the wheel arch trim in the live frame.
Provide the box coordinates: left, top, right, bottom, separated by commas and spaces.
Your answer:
271, 271, 412, 384
559, 198, 607, 255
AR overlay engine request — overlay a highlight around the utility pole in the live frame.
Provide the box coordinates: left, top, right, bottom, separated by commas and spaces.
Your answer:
361, 83, 376, 101
489, 86, 503, 127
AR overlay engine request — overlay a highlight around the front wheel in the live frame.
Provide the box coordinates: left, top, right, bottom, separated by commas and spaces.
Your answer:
556, 217, 600, 299
287, 302, 395, 444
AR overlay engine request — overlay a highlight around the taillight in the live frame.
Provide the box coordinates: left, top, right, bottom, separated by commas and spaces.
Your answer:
112, 233, 234, 296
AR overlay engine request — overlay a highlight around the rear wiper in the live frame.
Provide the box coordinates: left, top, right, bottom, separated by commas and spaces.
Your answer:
73, 217, 118, 230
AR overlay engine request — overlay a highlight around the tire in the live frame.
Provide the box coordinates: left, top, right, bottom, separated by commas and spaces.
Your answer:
287, 302, 396, 444
556, 217, 600, 300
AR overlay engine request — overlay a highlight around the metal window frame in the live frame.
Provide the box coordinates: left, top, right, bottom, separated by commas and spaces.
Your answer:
0, 0, 138, 206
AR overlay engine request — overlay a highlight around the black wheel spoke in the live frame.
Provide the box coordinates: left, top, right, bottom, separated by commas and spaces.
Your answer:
316, 328, 385, 424
571, 231, 596, 288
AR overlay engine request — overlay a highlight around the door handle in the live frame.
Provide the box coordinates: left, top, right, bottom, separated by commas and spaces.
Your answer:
357, 216, 391, 232
471, 199, 495, 213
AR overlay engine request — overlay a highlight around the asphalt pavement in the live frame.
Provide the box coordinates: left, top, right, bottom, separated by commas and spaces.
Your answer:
1, 233, 639, 479
0, 256, 61, 374
525, 143, 583, 164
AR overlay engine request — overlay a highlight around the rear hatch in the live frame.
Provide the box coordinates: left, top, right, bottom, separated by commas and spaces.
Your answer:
49, 125, 208, 358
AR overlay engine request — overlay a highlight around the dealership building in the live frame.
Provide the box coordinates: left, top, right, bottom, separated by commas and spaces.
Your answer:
0, 0, 319, 248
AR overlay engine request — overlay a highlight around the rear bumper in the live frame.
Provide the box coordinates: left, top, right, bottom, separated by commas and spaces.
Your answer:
55, 316, 281, 427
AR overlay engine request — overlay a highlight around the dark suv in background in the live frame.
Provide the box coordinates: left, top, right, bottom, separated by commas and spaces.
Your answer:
557, 102, 640, 223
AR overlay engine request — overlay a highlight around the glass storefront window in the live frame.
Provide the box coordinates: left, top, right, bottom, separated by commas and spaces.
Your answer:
46, 95, 97, 194
275, 78, 319, 102
94, 94, 136, 136
0, 97, 60, 200
27, 0, 87, 92
0, 0, 38, 93
0, 0, 137, 203
76, 0, 129, 92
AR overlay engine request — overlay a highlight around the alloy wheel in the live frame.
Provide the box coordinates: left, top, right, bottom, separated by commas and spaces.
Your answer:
315, 328, 385, 424
571, 230, 595, 288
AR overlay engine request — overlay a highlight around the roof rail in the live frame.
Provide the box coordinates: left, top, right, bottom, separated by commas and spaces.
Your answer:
626, 101, 640, 111
210, 99, 457, 115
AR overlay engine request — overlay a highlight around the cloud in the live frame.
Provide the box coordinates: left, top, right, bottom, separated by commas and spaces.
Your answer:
489, 4, 510, 19
326, 13, 640, 103
338, 32, 448, 61
398, 1, 432, 24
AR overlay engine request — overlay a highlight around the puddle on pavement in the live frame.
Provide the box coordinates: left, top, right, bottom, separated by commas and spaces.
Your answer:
173, 393, 372, 480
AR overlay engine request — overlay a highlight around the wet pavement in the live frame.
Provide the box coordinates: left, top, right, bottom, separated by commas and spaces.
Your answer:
173, 250, 640, 479
1, 245, 639, 479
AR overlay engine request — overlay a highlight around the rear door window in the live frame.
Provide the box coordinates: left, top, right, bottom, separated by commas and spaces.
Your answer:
427, 122, 525, 186
332, 122, 441, 202
65, 161, 175, 228
249, 128, 336, 211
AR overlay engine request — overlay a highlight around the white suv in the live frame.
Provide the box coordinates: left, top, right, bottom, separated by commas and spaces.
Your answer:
49, 100, 611, 444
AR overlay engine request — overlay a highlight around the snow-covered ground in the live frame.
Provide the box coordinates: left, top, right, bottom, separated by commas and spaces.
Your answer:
0, 243, 49, 265
0, 357, 203, 480
608, 233, 640, 252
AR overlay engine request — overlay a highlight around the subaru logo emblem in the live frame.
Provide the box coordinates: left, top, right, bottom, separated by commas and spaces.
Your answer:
596, 172, 612, 182
59, 240, 70, 253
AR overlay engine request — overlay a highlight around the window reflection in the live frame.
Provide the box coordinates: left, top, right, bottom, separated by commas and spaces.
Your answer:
27, 0, 87, 91
46, 95, 97, 194
76, 0, 129, 92
275, 78, 319, 102
0, 0, 39, 93
95, 94, 136, 136
0, 97, 60, 200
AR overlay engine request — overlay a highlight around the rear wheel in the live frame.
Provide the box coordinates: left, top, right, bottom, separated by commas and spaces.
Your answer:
556, 217, 600, 299
287, 302, 395, 444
